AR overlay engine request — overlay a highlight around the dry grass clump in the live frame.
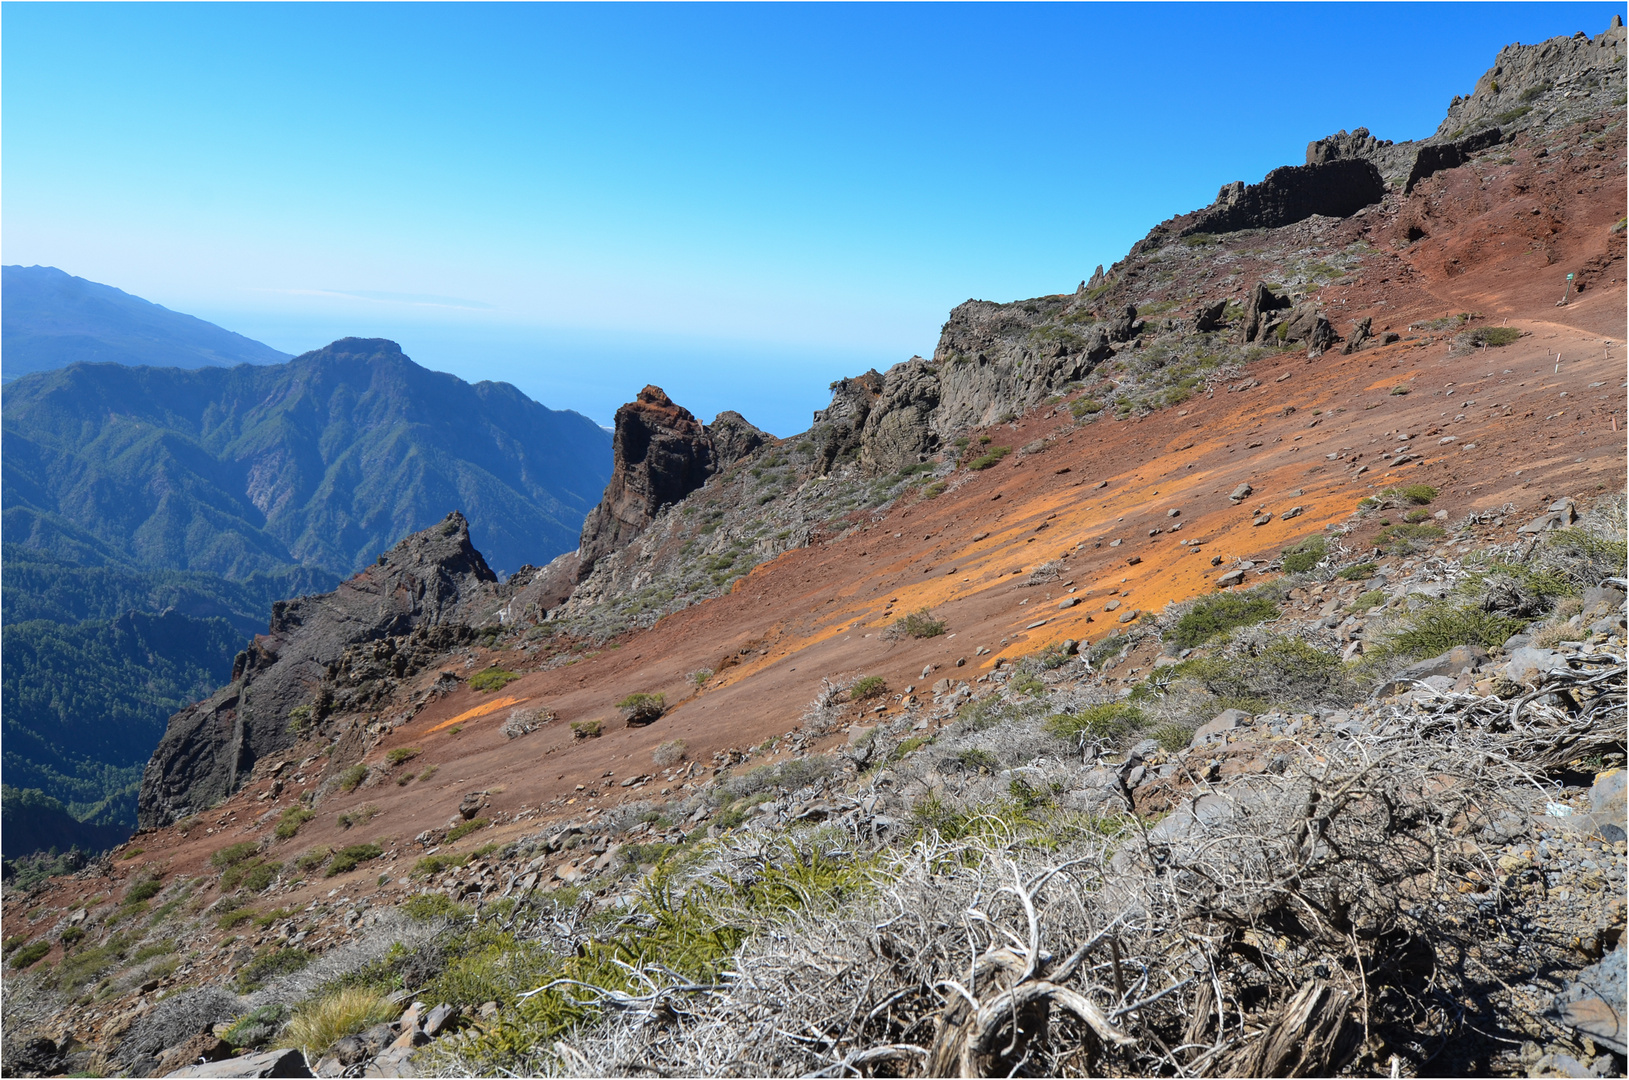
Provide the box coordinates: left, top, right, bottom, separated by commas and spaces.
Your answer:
279, 986, 398, 1058
652, 739, 688, 767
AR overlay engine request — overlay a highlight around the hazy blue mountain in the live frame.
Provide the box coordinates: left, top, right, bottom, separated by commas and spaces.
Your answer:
2, 337, 614, 577
2, 265, 291, 381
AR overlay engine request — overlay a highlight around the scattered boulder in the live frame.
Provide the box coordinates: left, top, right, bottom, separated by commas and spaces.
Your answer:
1504, 646, 1570, 685
1105, 305, 1141, 343
1191, 709, 1251, 746
1518, 498, 1579, 533
164, 1048, 314, 1078
1306, 315, 1339, 357
1342, 317, 1372, 354
1193, 300, 1227, 333
1242, 283, 1293, 343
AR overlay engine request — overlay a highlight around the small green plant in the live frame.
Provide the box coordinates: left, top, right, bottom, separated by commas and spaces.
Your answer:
849, 675, 888, 701
1009, 671, 1046, 697
274, 806, 315, 841
1070, 398, 1105, 419
617, 693, 667, 725
1387, 484, 1438, 505
336, 764, 368, 792
1150, 722, 1198, 752
403, 893, 473, 920
120, 847, 145, 860
223, 1003, 290, 1049
58, 926, 85, 949
922, 481, 948, 499
414, 852, 470, 877
337, 804, 380, 829
124, 878, 163, 905
446, 818, 489, 843
1, 934, 29, 957
1280, 536, 1326, 574
1352, 589, 1388, 613
385, 747, 422, 767
1170, 591, 1280, 649
1403, 508, 1430, 523
1389, 385, 1411, 396
287, 704, 315, 734
1464, 325, 1521, 347
217, 906, 256, 930
419, 763, 440, 781
1378, 601, 1527, 660
211, 841, 259, 869
1045, 702, 1143, 740
942, 747, 1001, 773
295, 847, 333, 873
571, 719, 602, 739
893, 609, 946, 638
8, 940, 50, 969
1337, 563, 1378, 581
469, 668, 521, 693
222, 857, 282, 893
1378, 521, 1447, 554
325, 843, 384, 878
967, 445, 1012, 470
689, 668, 714, 688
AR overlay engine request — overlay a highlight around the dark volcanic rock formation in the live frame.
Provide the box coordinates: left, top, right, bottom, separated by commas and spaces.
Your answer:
704, 410, 769, 471
136, 512, 497, 827
1185, 160, 1387, 236
578, 387, 719, 572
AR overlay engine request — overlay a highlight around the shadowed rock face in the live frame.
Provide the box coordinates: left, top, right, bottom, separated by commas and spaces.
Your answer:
1186, 160, 1387, 236
577, 387, 718, 573
136, 512, 497, 828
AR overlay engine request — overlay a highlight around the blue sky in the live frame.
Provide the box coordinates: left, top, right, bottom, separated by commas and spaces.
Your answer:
4, 2, 1621, 433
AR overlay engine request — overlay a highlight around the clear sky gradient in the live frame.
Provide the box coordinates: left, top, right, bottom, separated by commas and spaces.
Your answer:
4, 2, 1621, 432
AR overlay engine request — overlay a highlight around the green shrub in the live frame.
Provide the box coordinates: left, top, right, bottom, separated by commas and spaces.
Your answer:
124, 878, 162, 905
58, 926, 85, 949
922, 481, 948, 499
1378, 602, 1527, 660
413, 852, 471, 877
617, 693, 666, 725
1403, 509, 1430, 523
280, 985, 397, 1055
1386, 484, 1438, 505
1170, 591, 1280, 649
222, 857, 282, 893
1150, 723, 1197, 752
1464, 325, 1521, 347
1070, 398, 1105, 419
889, 735, 932, 762
336, 764, 368, 793
325, 844, 384, 877
1045, 702, 1143, 740
223, 1003, 290, 1049
1352, 590, 1388, 612
211, 841, 260, 869
274, 807, 315, 841
893, 609, 946, 638
295, 847, 333, 873
689, 668, 714, 688
967, 446, 1012, 471
1181, 637, 1351, 708
1389, 384, 1411, 396
469, 668, 521, 693
120, 847, 145, 860
940, 747, 1001, 773
1009, 671, 1046, 697
1378, 521, 1446, 553
218, 907, 256, 930
1281, 536, 1327, 574
849, 675, 888, 701
287, 704, 315, 734
1337, 563, 1378, 581
447, 818, 489, 843
385, 747, 421, 767
8, 940, 50, 969
2, 934, 30, 957
403, 893, 473, 921
570, 719, 602, 739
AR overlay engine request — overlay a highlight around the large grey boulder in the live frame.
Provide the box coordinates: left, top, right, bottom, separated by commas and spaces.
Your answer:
166, 1049, 314, 1078
1550, 945, 1627, 1056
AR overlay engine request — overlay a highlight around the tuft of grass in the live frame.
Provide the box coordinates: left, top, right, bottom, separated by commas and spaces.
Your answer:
325, 843, 384, 877
1281, 536, 1326, 574
385, 747, 422, 767
1150, 722, 1198, 752
617, 693, 667, 725
652, 740, 688, 767
1352, 589, 1388, 613
446, 818, 489, 843
1378, 521, 1446, 554
222, 858, 282, 893
849, 675, 888, 701
892, 609, 946, 638
1376, 601, 1527, 660
403, 893, 473, 921
124, 878, 163, 905
295, 847, 333, 873
419, 763, 440, 781
1387, 484, 1439, 505
274, 806, 316, 841
280, 985, 398, 1057
337, 804, 381, 830
223, 1003, 290, 1049
1337, 563, 1378, 581
8, 940, 50, 970
689, 668, 714, 688
1170, 591, 1280, 649
336, 764, 369, 793
1045, 702, 1143, 740
414, 852, 470, 877
211, 841, 260, 869
967, 445, 1013, 471
469, 668, 521, 693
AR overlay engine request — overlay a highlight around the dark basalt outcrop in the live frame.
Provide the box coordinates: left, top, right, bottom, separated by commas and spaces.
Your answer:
136, 513, 497, 827
1185, 159, 1387, 236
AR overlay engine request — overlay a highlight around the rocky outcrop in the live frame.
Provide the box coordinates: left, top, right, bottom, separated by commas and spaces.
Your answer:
1185, 160, 1387, 236
1242, 282, 1294, 342
577, 387, 718, 573
1435, 18, 1626, 142
136, 513, 497, 827
1404, 126, 1507, 193
705, 410, 769, 470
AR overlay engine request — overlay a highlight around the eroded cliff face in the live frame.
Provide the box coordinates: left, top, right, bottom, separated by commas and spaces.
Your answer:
136, 513, 499, 827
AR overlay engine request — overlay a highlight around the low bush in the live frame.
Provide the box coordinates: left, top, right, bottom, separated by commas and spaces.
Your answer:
967, 446, 1012, 471
1180, 636, 1352, 708
1280, 536, 1326, 574
689, 668, 714, 688
414, 852, 470, 877
211, 841, 260, 869
849, 675, 888, 701
1378, 521, 1446, 554
618, 692, 667, 725
124, 878, 163, 905
938, 747, 1001, 774
653, 740, 688, 767
295, 847, 333, 873
571, 719, 602, 739
8, 940, 50, 970
1337, 562, 1378, 580
223, 1003, 290, 1049
274, 807, 315, 841
1170, 591, 1279, 649
403, 893, 473, 921
280, 985, 398, 1057
1045, 702, 1143, 741
469, 668, 521, 693
337, 804, 380, 830
1387, 484, 1438, 505
385, 747, 421, 767
1150, 722, 1197, 752
325, 843, 384, 877
1353, 589, 1388, 612
893, 609, 946, 638
1377, 601, 1527, 660
336, 764, 369, 793
58, 926, 85, 949
222, 858, 281, 893
447, 818, 489, 843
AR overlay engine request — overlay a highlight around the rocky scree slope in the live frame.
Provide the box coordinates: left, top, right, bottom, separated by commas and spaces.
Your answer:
2, 19, 1626, 1078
